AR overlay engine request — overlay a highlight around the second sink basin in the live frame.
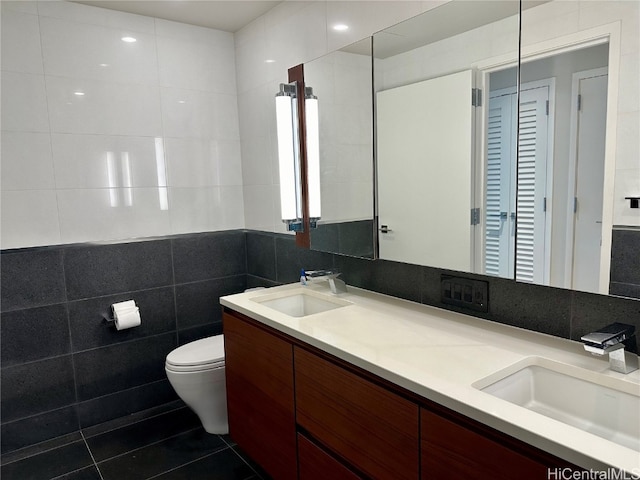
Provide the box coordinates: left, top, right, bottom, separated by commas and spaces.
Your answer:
473, 357, 640, 451
251, 288, 351, 318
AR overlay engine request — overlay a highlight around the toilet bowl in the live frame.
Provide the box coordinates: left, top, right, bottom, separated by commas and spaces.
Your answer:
165, 335, 228, 434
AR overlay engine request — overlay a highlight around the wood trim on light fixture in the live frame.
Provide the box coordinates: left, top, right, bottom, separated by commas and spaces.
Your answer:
288, 64, 311, 248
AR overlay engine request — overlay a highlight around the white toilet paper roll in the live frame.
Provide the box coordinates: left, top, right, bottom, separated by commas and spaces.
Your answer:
114, 299, 136, 311
112, 300, 141, 331
114, 306, 141, 331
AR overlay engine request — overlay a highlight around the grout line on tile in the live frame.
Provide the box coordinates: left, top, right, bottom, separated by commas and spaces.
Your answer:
0, 432, 83, 466
219, 435, 235, 449
49, 464, 99, 480
229, 445, 265, 479
82, 404, 187, 439
143, 445, 231, 480
93, 426, 203, 464
80, 430, 105, 480
70, 330, 176, 355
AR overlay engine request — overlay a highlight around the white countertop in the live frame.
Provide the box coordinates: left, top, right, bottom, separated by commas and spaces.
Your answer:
220, 282, 640, 473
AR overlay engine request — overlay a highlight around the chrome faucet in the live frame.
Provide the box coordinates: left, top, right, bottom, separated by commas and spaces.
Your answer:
304, 270, 347, 294
581, 322, 639, 374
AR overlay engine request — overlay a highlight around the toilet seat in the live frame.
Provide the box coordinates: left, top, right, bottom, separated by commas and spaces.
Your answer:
166, 335, 225, 372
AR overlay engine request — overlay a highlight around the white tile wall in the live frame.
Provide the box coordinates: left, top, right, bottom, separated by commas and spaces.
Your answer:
1, 8, 44, 74
45, 76, 163, 136
1, 1, 243, 248
50, 134, 160, 188
1, 190, 61, 247
1, 132, 55, 191
1, 71, 50, 132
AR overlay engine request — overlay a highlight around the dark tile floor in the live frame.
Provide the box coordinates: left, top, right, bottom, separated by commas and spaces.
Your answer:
1, 406, 266, 480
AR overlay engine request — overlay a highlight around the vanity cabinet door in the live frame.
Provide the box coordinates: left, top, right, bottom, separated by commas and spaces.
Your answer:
298, 434, 363, 480
295, 347, 420, 480
421, 408, 559, 480
223, 311, 297, 479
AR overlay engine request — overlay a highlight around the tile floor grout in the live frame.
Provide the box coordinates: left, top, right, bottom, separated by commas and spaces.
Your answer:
81, 401, 185, 439
1, 404, 188, 466
92, 426, 204, 465
80, 430, 105, 480
1, 406, 264, 480
143, 445, 232, 480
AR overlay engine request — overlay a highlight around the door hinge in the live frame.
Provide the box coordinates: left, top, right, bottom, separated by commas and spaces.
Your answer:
577, 94, 582, 111
472, 88, 482, 107
545, 100, 549, 116
471, 207, 480, 225
543, 197, 547, 212
574, 197, 578, 213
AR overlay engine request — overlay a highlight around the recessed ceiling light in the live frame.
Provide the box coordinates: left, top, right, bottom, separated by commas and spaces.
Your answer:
265, 59, 276, 64
333, 24, 349, 31
121, 36, 137, 43
74, 91, 85, 96
178, 100, 186, 104
99, 63, 109, 67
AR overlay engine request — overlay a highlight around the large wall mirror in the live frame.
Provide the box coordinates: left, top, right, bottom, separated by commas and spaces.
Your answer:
301, 0, 639, 300
305, 38, 375, 258
372, 0, 639, 300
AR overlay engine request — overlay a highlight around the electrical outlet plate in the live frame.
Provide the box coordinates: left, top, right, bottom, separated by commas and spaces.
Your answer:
441, 275, 489, 313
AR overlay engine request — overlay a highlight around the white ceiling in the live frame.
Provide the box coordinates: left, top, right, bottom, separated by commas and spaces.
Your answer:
73, 1, 282, 33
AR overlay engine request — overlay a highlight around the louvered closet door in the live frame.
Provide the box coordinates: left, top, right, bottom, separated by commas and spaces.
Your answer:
516, 87, 550, 284
485, 93, 516, 277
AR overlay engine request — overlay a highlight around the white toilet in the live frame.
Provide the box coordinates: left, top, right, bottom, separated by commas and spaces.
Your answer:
165, 334, 228, 434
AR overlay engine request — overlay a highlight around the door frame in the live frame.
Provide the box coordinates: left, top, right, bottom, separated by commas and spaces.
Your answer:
564, 66, 609, 290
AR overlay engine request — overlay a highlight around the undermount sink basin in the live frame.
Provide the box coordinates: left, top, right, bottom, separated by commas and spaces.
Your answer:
251, 288, 351, 318
473, 357, 640, 451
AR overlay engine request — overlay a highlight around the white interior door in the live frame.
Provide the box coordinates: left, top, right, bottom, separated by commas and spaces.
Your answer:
377, 70, 474, 270
570, 70, 608, 292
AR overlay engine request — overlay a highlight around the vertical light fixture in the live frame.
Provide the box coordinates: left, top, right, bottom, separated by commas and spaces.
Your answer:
305, 87, 321, 227
275, 83, 303, 231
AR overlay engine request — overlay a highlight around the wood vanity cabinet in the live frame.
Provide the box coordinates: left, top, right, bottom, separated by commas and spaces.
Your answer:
222, 310, 297, 479
421, 408, 582, 480
297, 434, 362, 480
223, 308, 581, 480
295, 347, 419, 480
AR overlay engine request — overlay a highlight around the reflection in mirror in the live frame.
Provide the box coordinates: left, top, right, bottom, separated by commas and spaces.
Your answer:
374, 1, 521, 271
488, 43, 610, 293
374, 0, 639, 300
305, 38, 375, 258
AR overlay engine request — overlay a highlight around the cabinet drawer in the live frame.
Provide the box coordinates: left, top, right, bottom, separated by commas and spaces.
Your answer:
422, 408, 553, 480
295, 347, 419, 480
298, 434, 363, 480
223, 312, 296, 480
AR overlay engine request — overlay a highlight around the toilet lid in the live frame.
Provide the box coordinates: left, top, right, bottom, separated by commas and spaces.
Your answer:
166, 335, 225, 367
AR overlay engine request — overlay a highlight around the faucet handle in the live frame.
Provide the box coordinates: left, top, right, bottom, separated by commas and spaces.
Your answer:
305, 269, 340, 278
580, 322, 635, 347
